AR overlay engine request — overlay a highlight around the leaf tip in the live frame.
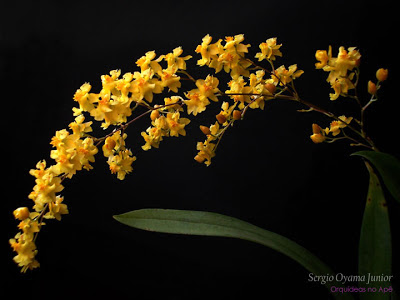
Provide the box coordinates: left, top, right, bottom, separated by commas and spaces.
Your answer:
112, 214, 123, 222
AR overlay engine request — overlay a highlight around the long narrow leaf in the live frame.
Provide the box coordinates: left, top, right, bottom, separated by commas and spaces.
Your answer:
114, 209, 354, 300
352, 151, 400, 203
359, 162, 392, 300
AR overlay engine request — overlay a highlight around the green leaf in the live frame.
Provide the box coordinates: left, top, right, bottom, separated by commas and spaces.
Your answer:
114, 209, 354, 300
352, 151, 400, 203
359, 162, 392, 300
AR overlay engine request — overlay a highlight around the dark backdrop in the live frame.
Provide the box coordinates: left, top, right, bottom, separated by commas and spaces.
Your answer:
2, 1, 399, 299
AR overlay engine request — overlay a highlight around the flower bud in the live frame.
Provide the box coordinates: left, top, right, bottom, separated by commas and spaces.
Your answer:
13, 207, 30, 220
216, 113, 226, 124
376, 68, 388, 82
310, 134, 325, 144
150, 110, 160, 121
200, 125, 211, 135
311, 123, 321, 134
233, 110, 242, 120
265, 82, 276, 94
368, 80, 377, 95
194, 154, 205, 163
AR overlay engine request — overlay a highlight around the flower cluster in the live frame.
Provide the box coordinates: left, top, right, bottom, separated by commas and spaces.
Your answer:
102, 131, 136, 180
225, 70, 277, 110
73, 47, 191, 129
10, 208, 41, 272
194, 34, 304, 166
10, 46, 193, 272
310, 116, 353, 143
10, 115, 96, 272
195, 101, 239, 166
50, 115, 98, 178
195, 34, 252, 79
311, 47, 388, 148
141, 98, 190, 151
315, 46, 361, 100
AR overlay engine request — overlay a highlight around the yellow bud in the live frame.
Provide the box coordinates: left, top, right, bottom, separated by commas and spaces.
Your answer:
200, 125, 211, 135
310, 124, 326, 144
150, 110, 160, 121
368, 80, 377, 95
265, 83, 276, 94
312, 123, 321, 134
194, 154, 205, 163
13, 207, 30, 220
376, 68, 388, 82
310, 134, 325, 144
233, 110, 242, 120
216, 113, 226, 124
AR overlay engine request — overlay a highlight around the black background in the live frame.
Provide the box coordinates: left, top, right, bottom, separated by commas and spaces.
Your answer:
2, 0, 399, 299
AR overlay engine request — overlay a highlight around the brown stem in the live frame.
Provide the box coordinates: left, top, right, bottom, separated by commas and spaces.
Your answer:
221, 90, 379, 151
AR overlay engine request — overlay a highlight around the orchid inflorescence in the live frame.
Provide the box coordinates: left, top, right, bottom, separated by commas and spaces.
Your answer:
10, 34, 387, 272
